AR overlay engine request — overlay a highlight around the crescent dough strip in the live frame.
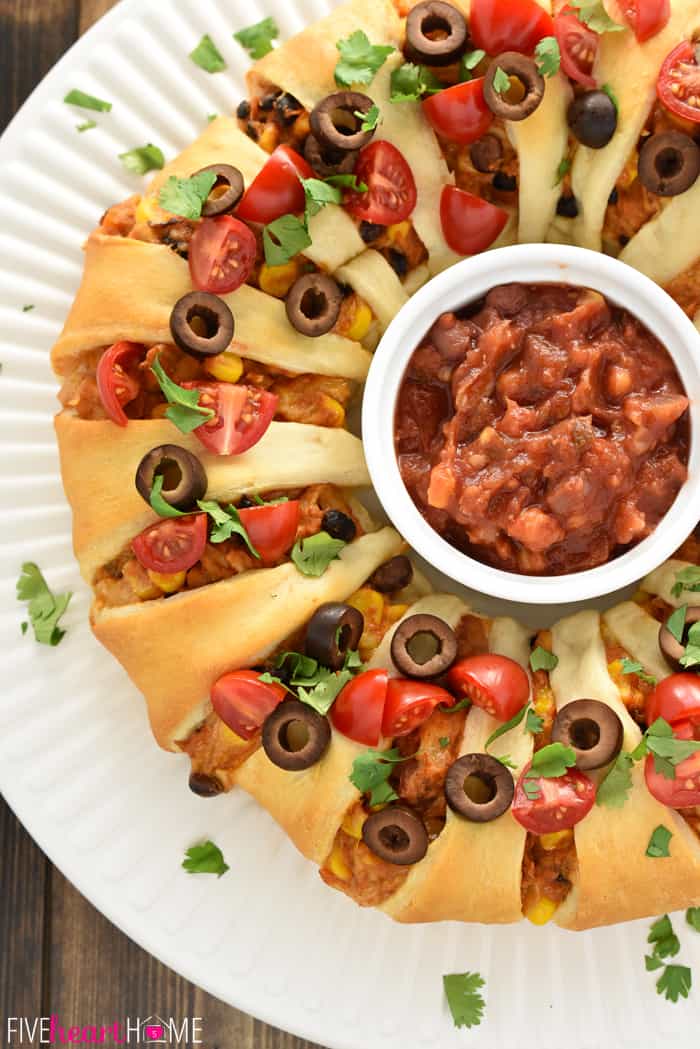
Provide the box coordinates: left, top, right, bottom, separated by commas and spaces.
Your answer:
51, 234, 371, 381
336, 250, 409, 333
381, 606, 534, 924
642, 557, 694, 606
92, 526, 404, 750
571, 1, 699, 252
55, 413, 370, 582
602, 601, 672, 683
619, 174, 700, 285
550, 610, 700, 930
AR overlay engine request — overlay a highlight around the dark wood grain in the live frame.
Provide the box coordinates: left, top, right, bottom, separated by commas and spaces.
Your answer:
0, 1, 323, 1044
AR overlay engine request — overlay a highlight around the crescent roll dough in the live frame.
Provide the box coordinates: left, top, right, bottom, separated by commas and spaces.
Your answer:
55, 413, 370, 582
92, 526, 404, 750
51, 234, 371, 381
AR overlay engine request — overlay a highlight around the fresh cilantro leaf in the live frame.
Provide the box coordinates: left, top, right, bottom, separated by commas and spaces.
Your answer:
554, 157, 571, 187
389, 62, 443, 102
190, 34, 226, 73
17, 563, 72, 647
439, 736, 451, 748
680, 642, 700, 669
438, 696, 472, 714
634, 717, 700, 779
234, 17, 279, 60
459, 49, 486, 80
666, 604, 687, 644
443, 972, 486, 1029
119, 144, 165, 176
523, 777, 542, 801
529, 646, 558, 672
596, 751, 634, 809
656, 964, 692, 1003
686, 907, 700, 932
64, 89, 112, 112
298, 669, 354, 715
570, 0, 625, 33
335, 31, 394, 88
159, 171, 217, 220
263, 213, 312, 266
646, 825, 672, 858
645, 954, 665, 971
182, 840, 229, 877
149, 474, 187, 519
535, 36, 561, 77
150, 355, 215, 432
350, 747, 407, 806
324, 173, 369, 192
620, 657, 657, 686
197, 501, 260, 558
77, 120, 97, 132
207, 113, 218, 123
526, 707, 544, 735
648, 914, 681, 959
491, 67, 512, 95
21, 622, 28, 635
22, 304, 34, 312
497, 754, 517, 770
671, 565, 700, 598
291, 531, 346, 577
485, 703, 528, 750
274, 649, 362, 715
602, 82, 619, 112
300, 177, 343, 221
527, 742, 576, 780
357, 103, 380, 131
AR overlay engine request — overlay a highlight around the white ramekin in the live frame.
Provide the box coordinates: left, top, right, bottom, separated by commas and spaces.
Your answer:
362, 243, 700, 605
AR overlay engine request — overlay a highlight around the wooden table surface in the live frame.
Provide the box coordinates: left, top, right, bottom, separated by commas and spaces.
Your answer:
0, 3, 321, 1046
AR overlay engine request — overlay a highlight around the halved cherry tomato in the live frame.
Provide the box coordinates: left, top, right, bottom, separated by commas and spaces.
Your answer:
447, 654, 530, 721
440, 186, 508, 256
96, 341, 144, 426
554, 10, 597, 87
331, 669, 388, 746
189, 216, 257, 295
211, 670, 287, 740
512, 765, 596, 833
131, 513, 208, 574
422, 79, 493, 145
470, 0, 554, 56
236, 145, 313, 225
658, 41, 700, 124
381, 679, 454, 738
622, 0, 669, 43
645, 749, 700, 808
238, 500, 301, 565
646, 673, 700, 727
181, 382, 278, 456
344, 141, 417, 225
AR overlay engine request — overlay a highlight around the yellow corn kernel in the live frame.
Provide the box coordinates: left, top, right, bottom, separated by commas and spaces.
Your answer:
147, 570, 187, 594
319, 393, 346, 427
217, 723, 250, 748
205, 351, 243, 383
258, 122, 280, 154
130, 575, 161, 601
342, 807, 367, 840
539, 830, 573, 852
525, 896, 559, 926
619, 154, 638, 189
259, 260, 300, 298
344, 299, 373, 342
387, 220, 412, 245
387, 603, 409, 624
326, 845, 352, 882
135, 195, 156, 224
348, 587, 385, 623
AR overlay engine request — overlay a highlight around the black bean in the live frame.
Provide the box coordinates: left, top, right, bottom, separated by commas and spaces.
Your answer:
259, 94, 277, 112
360, 220, 385, 243
492, 171, 517, 192
246, 122, 259, 141
556, 194, 579, 218
388, 248, 408, 278
237, 100, 251, 120
608, 187, 619, 205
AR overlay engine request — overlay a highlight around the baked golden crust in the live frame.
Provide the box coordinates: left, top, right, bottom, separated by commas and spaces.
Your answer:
55, 413, 370, 582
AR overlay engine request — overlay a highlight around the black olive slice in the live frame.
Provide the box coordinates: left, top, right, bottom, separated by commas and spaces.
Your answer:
188, 772, 223, 797
470, 134, 503, 173
304, 133, 359, 178
135, 444, 208, 511
567, 90, 618, 149
193, 163, 245, 216
444, 753, 515, 822
170, 291, 234, 360
322, 509, 357, 542
306, 602, 365, 670
484, 53, 544, 121
405, 0, 469, 67
369, 555, 414, 593
262, 700, 331, 771
638, 131, 700, 197
390, 613, 458, 678
286, 273, 343, 337
659, 606, 700, 670
310, 92, 375, 153
362, 807, 428, 865
551, 699, 623, 771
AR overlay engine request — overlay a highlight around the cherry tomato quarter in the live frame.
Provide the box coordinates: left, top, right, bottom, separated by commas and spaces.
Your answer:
211, 670, 287, 740
236, 145, 313, 225
238, 500, 301, 564
512, 765, 596, 833
440, 186, 508, 255
344, 141, 417, 225
646, 673, 700, 728
470, 0, 554, 56
447, 653, 530, 721
381, 679, 455, 738
645, 750, 700, 808
182, 382, 278, 456
422, 79, 493, 145
554, 10, 597, 87
622, 0, 669, 43
658, 41, 700, 124
96, 341, 144, 426
189, 216, 257, 295
330, 669, 389, 746
131, 513, 208, 574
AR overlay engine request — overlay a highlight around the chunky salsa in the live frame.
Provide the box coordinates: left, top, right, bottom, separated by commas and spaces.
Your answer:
395, 283, 690, 575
